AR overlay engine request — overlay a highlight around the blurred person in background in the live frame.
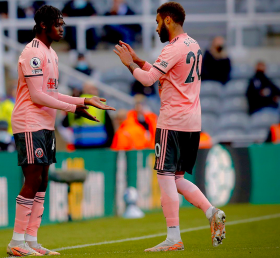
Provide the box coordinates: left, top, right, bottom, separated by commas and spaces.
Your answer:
18, 1, 46, 43
62, 0, 99, 49
201, 36, 231, 85
62, 81, 115, 149
126, 94, 157, 149
103, 0, 141, 46
74, 53, 93, 76
131, 79, 156, 97
0, 83, 17, 135
0, 120, 15, 152
199, 131, 212, 149
111, 109, 151, 150
266, 123, 280, 143
246, 61, 280, 115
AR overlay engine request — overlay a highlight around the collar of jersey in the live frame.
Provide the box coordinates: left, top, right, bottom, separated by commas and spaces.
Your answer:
34, 38, 51, 50
169, 33, 188, 44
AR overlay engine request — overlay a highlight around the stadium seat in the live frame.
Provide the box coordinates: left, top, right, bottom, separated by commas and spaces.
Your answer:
266, 63, 280, 78
223, 79, 248, 97
217, 113, 249, 131
220, 96, 248, 114
200, 81, 223, 98
200, 97, 220, 115
108, 81, 131, 94
272, 79, 280, 89
101, 67, 134, 84
231, 64, 254, 79
201, 114, 218, 135
249, 110, 279, 130
216, 128, 246, 138
247, 128, 269, 142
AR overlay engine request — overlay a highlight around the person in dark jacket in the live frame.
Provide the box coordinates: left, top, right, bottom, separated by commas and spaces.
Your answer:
201, 36, 231, 85
62, 0, 99, 49
103, 0, 141, 46
246, 61, 280, 115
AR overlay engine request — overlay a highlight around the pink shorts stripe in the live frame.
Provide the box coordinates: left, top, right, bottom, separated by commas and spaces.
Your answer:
158, 129, 164, 170
29, 132, 34, 164
25, 132, 30, 164
160, 129, 168, 170
159, 129, 167, 170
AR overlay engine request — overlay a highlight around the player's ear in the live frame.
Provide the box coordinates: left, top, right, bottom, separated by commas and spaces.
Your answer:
40, 22, 46, 30
165, 16, 171, 25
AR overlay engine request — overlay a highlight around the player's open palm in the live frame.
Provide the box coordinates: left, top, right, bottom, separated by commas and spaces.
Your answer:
84, 96, 116, 111
75, 105, 100, 122
119, 40, 139, 62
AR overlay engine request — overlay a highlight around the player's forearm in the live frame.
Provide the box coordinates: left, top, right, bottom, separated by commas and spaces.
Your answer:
27, 77, 76, 113
132, 67, 162, 87
58, 93, 85, 105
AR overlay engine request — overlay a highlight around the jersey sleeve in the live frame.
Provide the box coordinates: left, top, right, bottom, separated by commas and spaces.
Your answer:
20, 47, 44, 78
153, 44, 181, 74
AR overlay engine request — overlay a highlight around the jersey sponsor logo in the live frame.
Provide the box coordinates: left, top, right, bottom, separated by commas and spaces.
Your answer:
35, 148, 44, 158
30, 57, 41, 68
184, 37, 198, 46
48, 59, 51, 63
159, 60, 168, 68
32, 69, 43, 75
47, 78, 58, 90
155, 58, 161, 63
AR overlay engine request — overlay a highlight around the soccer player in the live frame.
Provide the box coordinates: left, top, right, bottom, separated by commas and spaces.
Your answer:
114, 2, 226, 252
7, 5, 115, 256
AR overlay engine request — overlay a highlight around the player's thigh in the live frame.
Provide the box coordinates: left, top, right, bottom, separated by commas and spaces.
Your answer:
22, 164, 45, 185
154, 129, 180, 173
177, 131, 200, 174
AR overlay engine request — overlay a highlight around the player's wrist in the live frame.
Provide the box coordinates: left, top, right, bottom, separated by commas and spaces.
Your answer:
84, 98, 90, 105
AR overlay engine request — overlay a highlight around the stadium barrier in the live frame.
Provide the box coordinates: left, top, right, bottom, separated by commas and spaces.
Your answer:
0, 143, 280, 229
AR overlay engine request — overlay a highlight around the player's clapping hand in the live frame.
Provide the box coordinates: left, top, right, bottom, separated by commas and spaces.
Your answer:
75, 105, 100, 122
119, 40, 139, 63
113, 44, 133, 67
84, 96, 116, 111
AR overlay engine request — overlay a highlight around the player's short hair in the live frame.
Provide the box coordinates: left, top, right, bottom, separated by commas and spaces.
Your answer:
33, 5, 64, 34
157, 2, 186, 26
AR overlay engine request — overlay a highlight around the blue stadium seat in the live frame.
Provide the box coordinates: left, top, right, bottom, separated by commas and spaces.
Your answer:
223, 79, 248, 97
200, 81, 223, 98
201, 97, 220, 115
217, 113, 249, 131
216, 128, 246, 138
101, 67, 134, 84
249, 110, 279, 130
231, 64, 254, 79
201, 114, 218, 135
220, 96, 248, 114
266, 64, 280, 78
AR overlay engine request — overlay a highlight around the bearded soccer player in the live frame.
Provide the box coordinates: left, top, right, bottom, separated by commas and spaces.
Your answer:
7, 5, 115, 256
114, 2, 226, 252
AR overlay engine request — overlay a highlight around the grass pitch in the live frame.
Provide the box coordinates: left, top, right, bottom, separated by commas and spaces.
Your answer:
1, 204, 280, 258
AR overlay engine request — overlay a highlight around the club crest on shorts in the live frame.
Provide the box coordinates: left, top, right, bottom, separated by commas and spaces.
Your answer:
35, 148, 44, 158
155, 143, 161, 158
30, 57, 41, 68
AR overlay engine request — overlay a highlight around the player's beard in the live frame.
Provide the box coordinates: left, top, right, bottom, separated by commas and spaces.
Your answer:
159, 23, 169, 43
